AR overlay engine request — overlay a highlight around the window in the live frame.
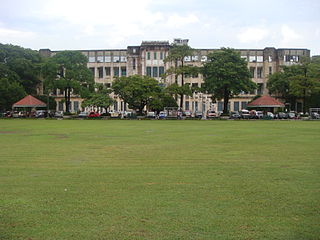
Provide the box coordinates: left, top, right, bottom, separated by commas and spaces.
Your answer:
74, 101, 79, 112
234, 102, 239, 111
250, 67, 255, 78
154, 52, 157, 60
146, 67, 152, 77
160, 52, 164, 60
191, 56, 198, 61
268, 56, 273, 62
152, 67, 158, 77
195, 102, 198, 111
284, 55, 299, 62
113, 67, 119, 77
184, 56, 191, 62
269, 66, 272, 75
241, 56, 248, 61
257, 56, 263, 62
218, 102, 223, 112
105, 56, 111, 62
120, 56, 127, 62
105, 67, 111, 76
88, 55, 95, 63
133, 58, 136, 70
97, 55, 103, 63
58, 101, 64, 111
192, 73, 198, 78
114, 102, 118, 111
105, 83, 111, 88
249, 56, 256, 62
98, 67, 103, 78
257, 83, 264, 95
159, 66, 165, 76
257, 67, 263, 78
89, 67, 95, 77
192, 83, 198, 88
113, 56, 120, 62
121, 67, 126, 76
201, 56, 207, 62
185, 101, 189, 110
241, 102, 247, 110
147, 52, 150, 60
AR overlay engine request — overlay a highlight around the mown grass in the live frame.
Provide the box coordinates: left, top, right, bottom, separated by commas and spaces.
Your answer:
0, 119, 319, 240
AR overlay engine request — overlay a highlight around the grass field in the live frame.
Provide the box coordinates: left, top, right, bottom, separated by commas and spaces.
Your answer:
0, 119, 319, 240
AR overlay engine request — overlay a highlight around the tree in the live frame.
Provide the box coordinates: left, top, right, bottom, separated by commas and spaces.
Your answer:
112, 75, 162, 115
82, 84, 114, 113
202, 48, 256, 114
0, 68, 26, 111
268, 57, 320, 112
42, 51, 94, 113
0, 43, 42, 94
164, 44, 197, 108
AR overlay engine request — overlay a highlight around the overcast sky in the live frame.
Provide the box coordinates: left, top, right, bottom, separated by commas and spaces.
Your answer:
1, 0, 319, 55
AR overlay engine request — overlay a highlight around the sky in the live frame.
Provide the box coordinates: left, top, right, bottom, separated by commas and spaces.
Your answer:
1, 0, 319, 55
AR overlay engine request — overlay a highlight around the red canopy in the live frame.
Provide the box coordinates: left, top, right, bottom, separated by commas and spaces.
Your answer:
12, 95, 47, 108
247, 95, 285, 108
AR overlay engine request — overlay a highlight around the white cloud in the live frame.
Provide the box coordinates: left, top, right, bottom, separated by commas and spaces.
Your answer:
237, 27, 269, 43
0, 26, 36, 43
280, 24, 302, 45
166, 14, 199, 28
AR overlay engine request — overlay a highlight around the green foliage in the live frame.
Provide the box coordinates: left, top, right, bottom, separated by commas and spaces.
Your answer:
0, 77, 26, 111
0, 43, 42, 94
112, 75, 162, 114
202, 48, 256, 114
164, 44, 196, 107
148, 89, 178, 112
35, 95, 57, 110
42, 51, 94, 112
82, 84, 114, 111
267, 58, 320, 112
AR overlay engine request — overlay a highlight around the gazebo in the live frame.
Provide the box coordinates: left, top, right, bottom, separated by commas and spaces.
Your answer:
12, 95, 47, 115
247, 95, 285, 113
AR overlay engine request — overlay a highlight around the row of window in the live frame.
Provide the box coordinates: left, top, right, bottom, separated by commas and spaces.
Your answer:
146, 52, 165, 60
146, 66, 165, 78
250, 66, 273, 78
217, 101, 248, 112
88, 55, 127, 63
90, 67, 127, 78
58, 101, 79, 112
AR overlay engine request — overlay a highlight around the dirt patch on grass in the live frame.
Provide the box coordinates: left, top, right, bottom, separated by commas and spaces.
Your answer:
49, 134, 69, 139
0, 131, 18, 134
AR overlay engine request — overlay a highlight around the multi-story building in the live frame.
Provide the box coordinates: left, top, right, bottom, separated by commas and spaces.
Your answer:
40, 39, 310, 113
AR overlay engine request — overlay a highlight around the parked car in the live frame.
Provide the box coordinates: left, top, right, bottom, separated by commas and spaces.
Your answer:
256, 111, 264, 119
35, 110, 47, 118
195, 111, 203, 119
287, 112, 297, 119
240, 109, 250, 119
310, 112, 320, 119
229, 111, 241, 119
147, 111, 156, 119
207, 110, 219, 119
54, 111, 63, 118
183, 110, 192, 118
267, 112, 275, 119
277, 112, 288, 119
109, 110, 119, 118
78, 111, 88, 118
88, 112, 100, 118
158, 111, 167, 119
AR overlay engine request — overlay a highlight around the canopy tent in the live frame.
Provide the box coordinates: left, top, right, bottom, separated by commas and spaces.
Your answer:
12, 95, 46, 108
247, 95, 284, 112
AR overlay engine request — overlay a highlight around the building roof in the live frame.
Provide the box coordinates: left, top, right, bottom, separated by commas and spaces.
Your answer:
12, 95, 47, 108
247, 95, 285, 108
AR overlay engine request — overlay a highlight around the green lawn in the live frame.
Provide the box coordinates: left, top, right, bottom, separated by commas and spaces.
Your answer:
0, 119, 319, 240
